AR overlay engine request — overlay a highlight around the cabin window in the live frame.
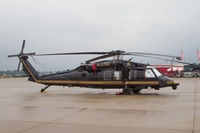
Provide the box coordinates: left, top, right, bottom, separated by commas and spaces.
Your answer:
129, 69, 144, 80
129, 70, 132, 80
104, 71, 113, 80
114, 71, 122, 80
145, 69, 155, 78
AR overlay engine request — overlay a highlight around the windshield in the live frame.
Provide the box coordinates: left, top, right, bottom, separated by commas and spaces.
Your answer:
153, 68, 162, 77
145, 69, 155, 78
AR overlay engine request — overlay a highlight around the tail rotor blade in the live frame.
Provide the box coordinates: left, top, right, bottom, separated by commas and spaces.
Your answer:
20, 40, 25, 54
8, 54, 19, 58
17, 59, 21, 72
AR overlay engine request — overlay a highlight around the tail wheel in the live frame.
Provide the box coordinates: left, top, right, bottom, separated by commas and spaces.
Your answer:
172, 85, 177, 90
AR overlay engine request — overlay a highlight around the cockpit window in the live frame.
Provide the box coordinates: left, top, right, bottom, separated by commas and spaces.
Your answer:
153, 68, 162, 77
145, 69, 155, 78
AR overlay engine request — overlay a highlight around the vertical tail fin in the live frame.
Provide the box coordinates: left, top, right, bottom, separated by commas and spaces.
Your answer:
20, 56, 40, 82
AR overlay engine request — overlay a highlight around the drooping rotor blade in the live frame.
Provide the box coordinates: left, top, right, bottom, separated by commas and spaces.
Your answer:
126, 52, 181, 60
133, 54, 191, 65
86, 54, 114, 64
34, 50, 125, 63
85, 50, 125, 63
33, 50, 125, 57
34, 52, 109, 56
21, 53, 36, 56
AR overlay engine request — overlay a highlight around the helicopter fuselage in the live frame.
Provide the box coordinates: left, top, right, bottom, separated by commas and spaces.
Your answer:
21, 56, 179, 93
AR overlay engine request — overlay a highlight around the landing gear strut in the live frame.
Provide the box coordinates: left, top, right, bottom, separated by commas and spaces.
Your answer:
41, 85, 50, 93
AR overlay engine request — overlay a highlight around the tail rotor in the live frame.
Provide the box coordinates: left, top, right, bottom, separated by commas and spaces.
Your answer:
8, 40, 36, 71
17, 40, 25, 71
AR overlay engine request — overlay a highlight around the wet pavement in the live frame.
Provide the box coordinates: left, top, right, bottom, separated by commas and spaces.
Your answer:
0, 78, 199, 133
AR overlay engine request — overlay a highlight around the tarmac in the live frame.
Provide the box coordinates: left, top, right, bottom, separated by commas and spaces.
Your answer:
0, 78, 199, 133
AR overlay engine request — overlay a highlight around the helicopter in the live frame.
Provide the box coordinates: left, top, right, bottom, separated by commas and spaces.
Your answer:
8, 40, 187, 95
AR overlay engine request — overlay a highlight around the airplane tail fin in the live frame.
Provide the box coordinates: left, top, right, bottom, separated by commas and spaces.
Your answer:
197, 50, 200, 61
181, 50, 184, 61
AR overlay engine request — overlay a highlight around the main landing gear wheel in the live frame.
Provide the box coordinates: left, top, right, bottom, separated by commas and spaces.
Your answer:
122, 87, 141, 95
131, 89, 141, 94
41, 85, 50, 93
122, 87, 132, 95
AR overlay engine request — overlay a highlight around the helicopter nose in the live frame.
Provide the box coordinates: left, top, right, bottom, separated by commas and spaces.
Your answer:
163, 76, 179, 90
159, 76, 168, 86
167, 80, 179, 90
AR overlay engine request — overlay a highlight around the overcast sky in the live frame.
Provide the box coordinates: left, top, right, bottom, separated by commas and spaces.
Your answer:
0, 0, 200, 71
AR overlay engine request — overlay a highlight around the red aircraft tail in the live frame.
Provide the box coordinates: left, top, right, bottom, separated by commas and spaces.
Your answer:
197, 50, 200, 61
181, 50, 184, 61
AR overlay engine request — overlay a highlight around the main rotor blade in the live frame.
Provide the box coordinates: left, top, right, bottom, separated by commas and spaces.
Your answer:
86, 54, 114, 63
126, 52, 181, 60
133, 54, 191, 65
22, 53, 36, 56
34, 52, 109, 56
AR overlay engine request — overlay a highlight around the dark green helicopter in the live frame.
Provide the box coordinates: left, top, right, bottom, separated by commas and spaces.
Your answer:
8, 40, 187, 95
